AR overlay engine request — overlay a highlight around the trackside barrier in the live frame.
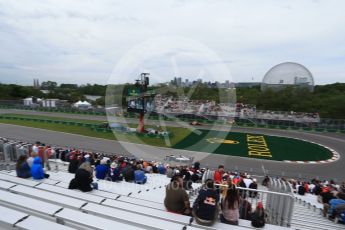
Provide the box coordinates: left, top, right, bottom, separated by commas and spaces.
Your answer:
1, 105, 345, 132
216, 183, 294, 227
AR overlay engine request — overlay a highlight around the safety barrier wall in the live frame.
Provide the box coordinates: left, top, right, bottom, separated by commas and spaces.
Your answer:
1, 105, 344, 132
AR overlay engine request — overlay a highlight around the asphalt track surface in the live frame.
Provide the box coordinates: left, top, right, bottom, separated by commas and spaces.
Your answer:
1, 109, 344, 181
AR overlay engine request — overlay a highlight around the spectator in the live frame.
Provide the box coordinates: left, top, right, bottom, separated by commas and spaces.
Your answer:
68, 153, 80, 174
191, 170, 201, 183
193, 162, 200, 171
134, 164, 147, 184
249, 179, 258, 198
145, 162, 153, 173
308, 182, 315, 194
16, 155, 31, 178
329, 203, 345, 220
262, 176, 269, 187
164, 175, 191, 215
243, 175, 253, 188
31, 156, 49, 180
298, 182, 306, 195
251, 202, 265, 228
27, 151, 37, 168
314, 180, 322, 196
166, 165, 174, 178
192, 179, 219, 226
239, 193, 252, 220
109, 162, 123, 182
157, 163, 166, 175
237, 177, 246, 197
220, 184, 240, 225
152, 162, 158, 174
32, 141, 40, 155
319, 186, 335, 217
328, 193, 345, 218
95, 158, 109, 180
214, 165, 224, 184
122, 163, 134, 182
69, 162, 97, 192
181, 166, 192, 190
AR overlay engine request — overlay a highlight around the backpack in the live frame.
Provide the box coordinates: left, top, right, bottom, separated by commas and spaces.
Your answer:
251, 210, 265, 228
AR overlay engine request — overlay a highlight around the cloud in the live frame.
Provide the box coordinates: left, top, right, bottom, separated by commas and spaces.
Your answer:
0, 0, 344, 85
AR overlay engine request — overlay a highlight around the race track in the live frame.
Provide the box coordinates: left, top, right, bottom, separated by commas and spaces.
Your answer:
1, 121, 344, 182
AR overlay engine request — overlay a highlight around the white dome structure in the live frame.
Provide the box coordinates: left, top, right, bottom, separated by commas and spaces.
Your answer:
261, 62, 314, 91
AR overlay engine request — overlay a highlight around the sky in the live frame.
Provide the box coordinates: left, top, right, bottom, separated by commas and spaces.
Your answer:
0, 0, 344, 85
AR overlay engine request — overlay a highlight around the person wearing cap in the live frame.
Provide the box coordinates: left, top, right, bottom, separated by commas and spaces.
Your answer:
109, 162, 123, 182
95, 158, 110, 180
164, 175, 191, 215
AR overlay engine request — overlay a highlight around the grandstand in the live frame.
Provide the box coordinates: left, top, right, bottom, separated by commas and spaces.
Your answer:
0, 137, 344, 229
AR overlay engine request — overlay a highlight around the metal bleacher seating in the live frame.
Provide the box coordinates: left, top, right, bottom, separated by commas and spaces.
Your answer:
1, 136, 344, 229
268, 177, 345, 230
0, 166, 294, 230
0, 205, 75, 230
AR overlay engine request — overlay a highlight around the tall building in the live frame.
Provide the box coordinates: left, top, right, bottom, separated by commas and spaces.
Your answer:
33, 79, 40, 88
177, 77, 182, 87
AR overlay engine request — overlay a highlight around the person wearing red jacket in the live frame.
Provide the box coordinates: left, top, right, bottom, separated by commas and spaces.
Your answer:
214, 165, 224, 184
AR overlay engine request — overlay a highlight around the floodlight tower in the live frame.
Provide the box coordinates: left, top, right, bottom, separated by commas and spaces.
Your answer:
137, 73, 150, 133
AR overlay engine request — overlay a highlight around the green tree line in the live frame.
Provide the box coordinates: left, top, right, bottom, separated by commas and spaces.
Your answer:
0, 82, 344, 119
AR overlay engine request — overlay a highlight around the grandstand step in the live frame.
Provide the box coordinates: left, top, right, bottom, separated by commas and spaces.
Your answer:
54, 208, 146, 230
0, 173, 40, 187
6, 170, 61, 185
292, 216, 343, 228
102, 198, 190, 224
117, 195, 166, 210
294, 194, 323, 209
9, 185, 88, 209
291, 220, 344, 230
293, 207, 322, 215
36, 183, 105, 203
0, 205, 74, 230
293, 210, 322, 217
15, 215, 75, 230
0, 180, 16, 190
0, 205, 28, 227
0, 189, 62, 216
82, 202, 190, 230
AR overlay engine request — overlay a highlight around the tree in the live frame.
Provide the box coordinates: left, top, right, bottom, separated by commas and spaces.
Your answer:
41, 81, 57, 90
